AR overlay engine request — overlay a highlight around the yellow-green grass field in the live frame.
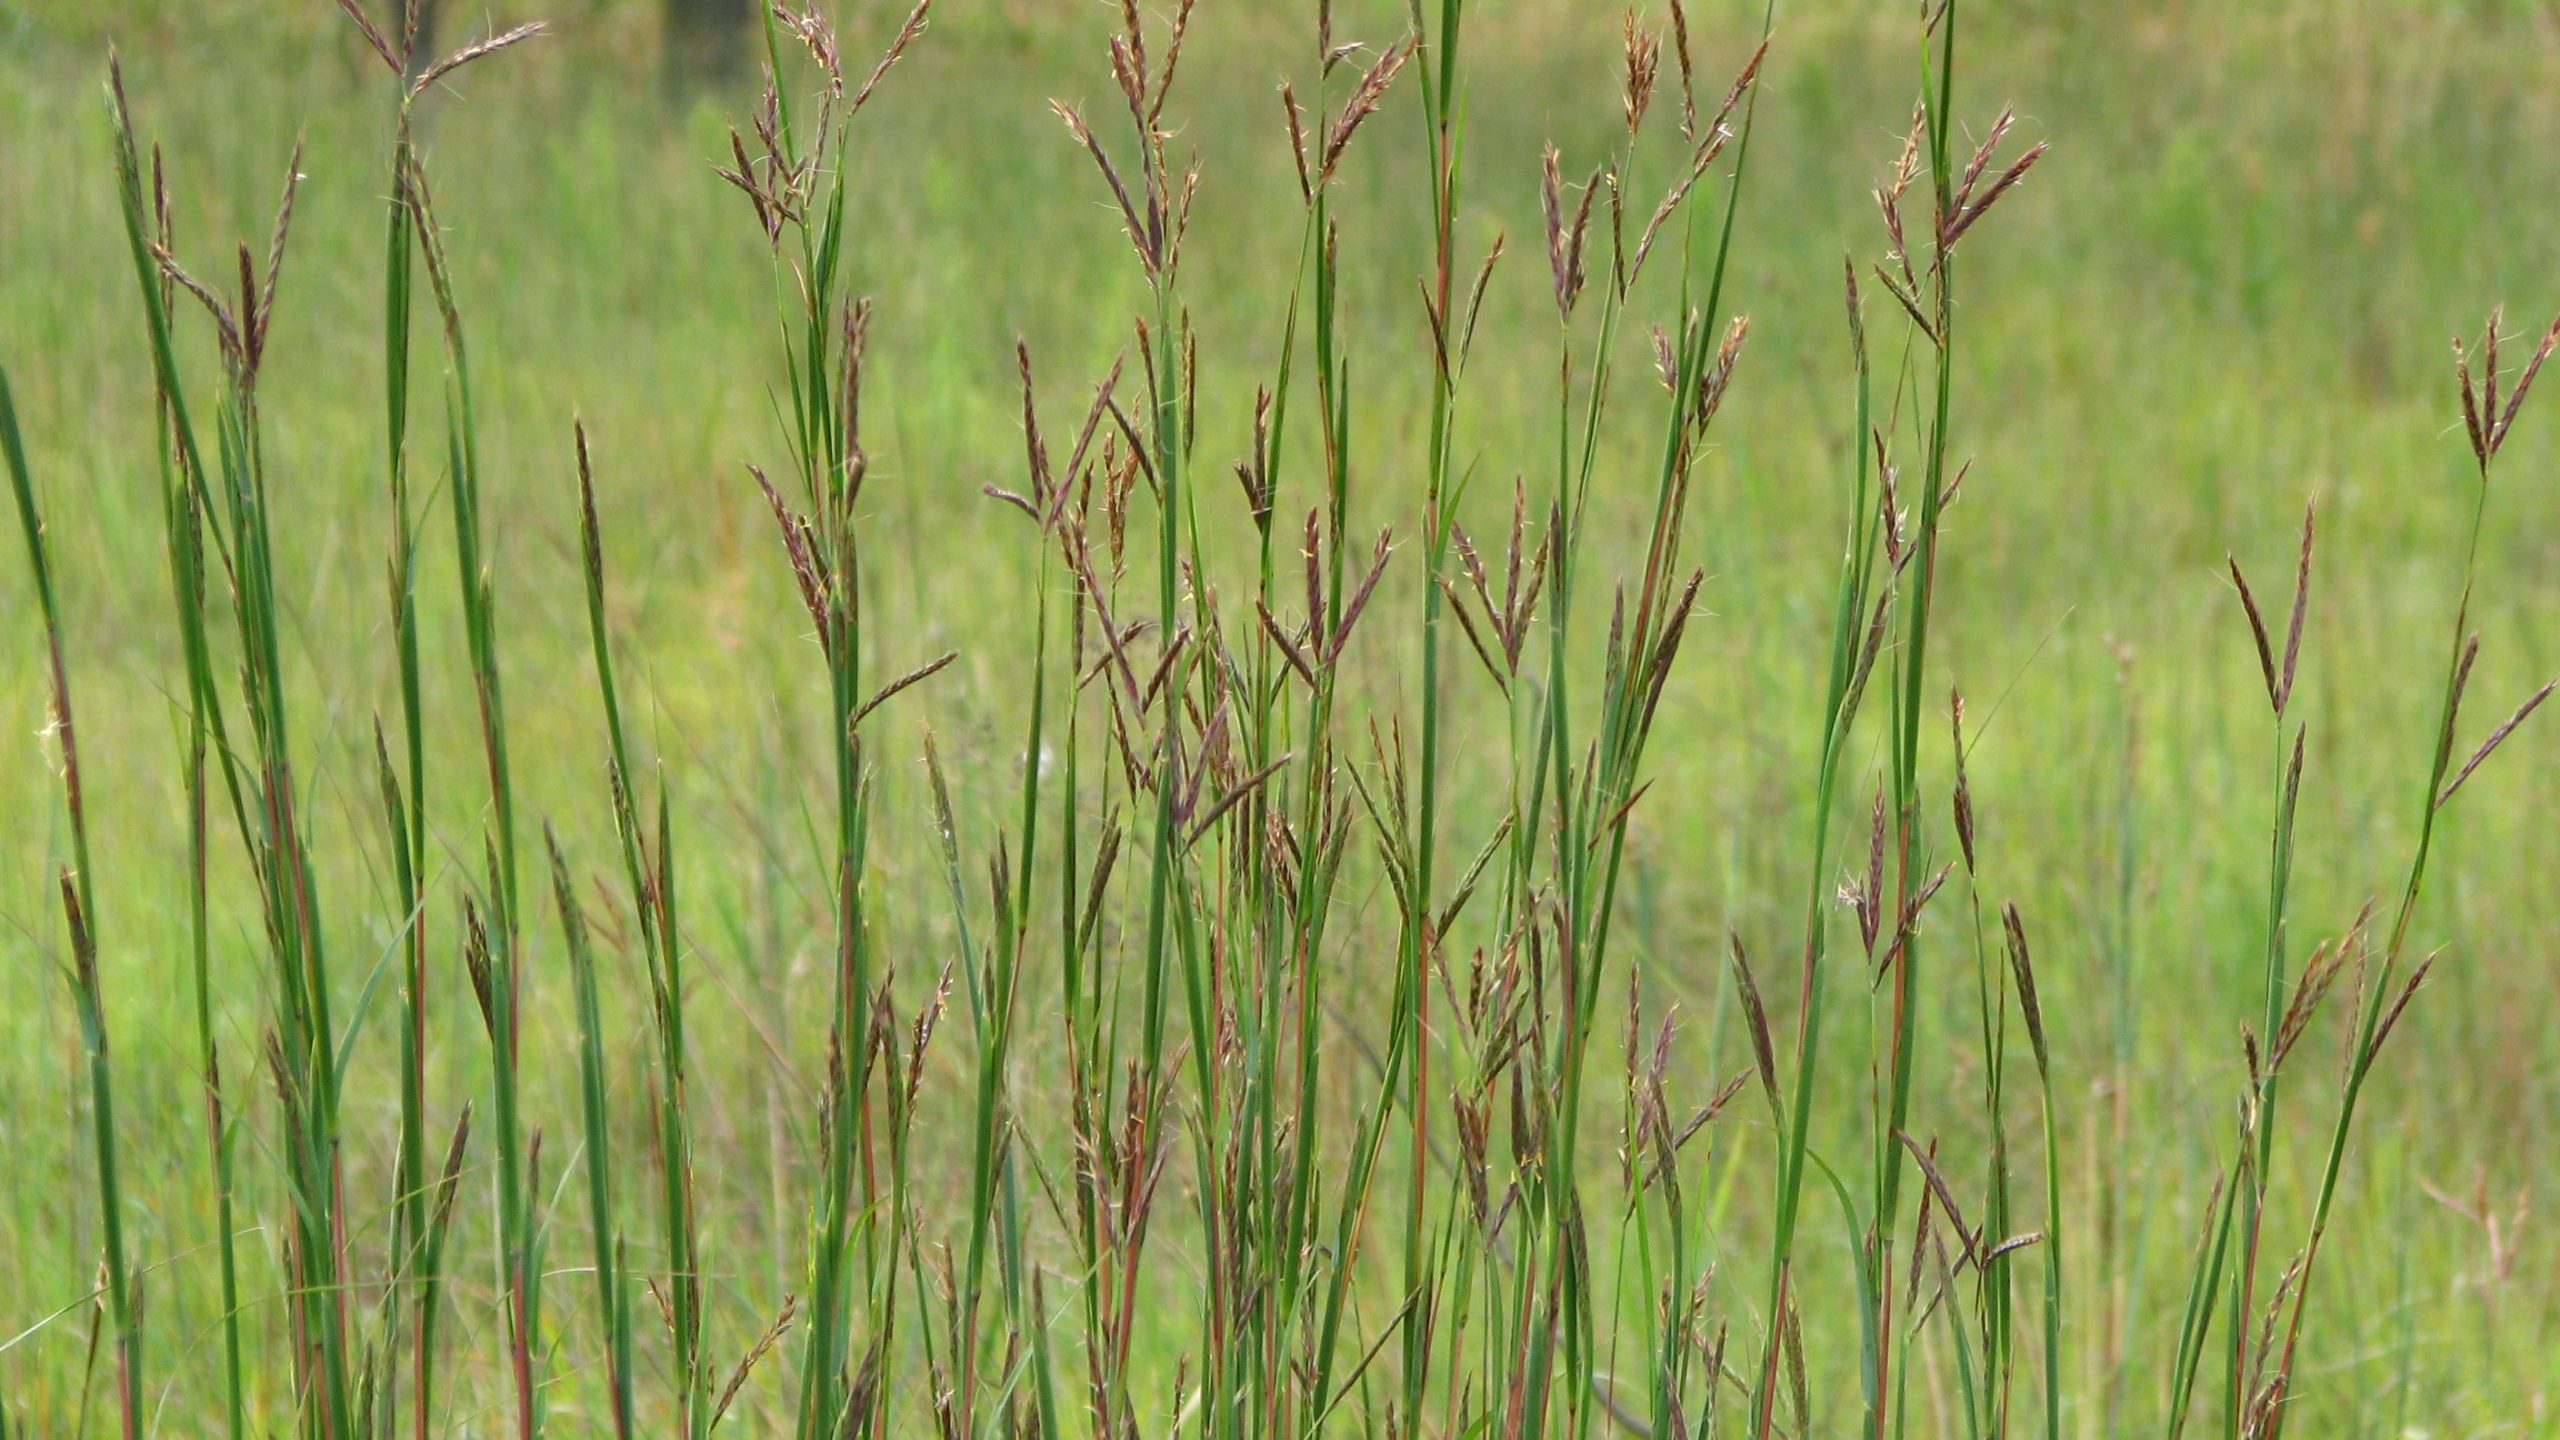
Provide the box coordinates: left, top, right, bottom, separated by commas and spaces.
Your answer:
3, 0, 2558, 1434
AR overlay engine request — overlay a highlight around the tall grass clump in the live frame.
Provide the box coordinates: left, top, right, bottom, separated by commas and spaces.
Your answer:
720, 3, 946, 1434
106, 69, 370, 1433
4, 0, 2554, 1435
95, 8, 536, 1434
2159, 307, 2560, 1439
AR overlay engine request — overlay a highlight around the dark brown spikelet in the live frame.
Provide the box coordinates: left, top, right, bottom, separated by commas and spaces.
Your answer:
1874, 258, 1934, 345
407, 20, 546, 100
1878, 863, 1955, 978
1620, 970, 1650, 1181
1954, 109, 2017, 211
1003, 342, 1052, 512
1859, 783, 1886, 956
1782, 1302, 1811, 1438
750, 465, 831, 649
1053, 101, 1157, 277
1281, 82, 1312, 202
2458, 307, 2560, 469
2227, 554, 2278, 713
2271, 917, 2359, 1074
2439, 633, 2483, 767
433, 1103, 474, 1232
1876, 442, 1904, 569
1637, 569, 1706, 733
1904, 1178, 1938, 1313
1950, 690, 1977, 873
1319, 39, 1413, 186
243, 141, 304, 382
574, 420, 606, 582
1728, 934, 1780, 1111
1984, 1231, 2046, 1269
2281, 724, 2306, 840
1895, 1131, 1980, 1268
1232, 387, 1274, 530
336, 0, 402, 74
57, 870, 94, 992
2366, 953, 2438, 1066
2439, 675, 2558, 809
1704, 39, 1767, 148
851, 651, 960, 733
1622, 12, 1662, 137
716, 127, 781, 248
1660, 0, 1698, 134
1455, 232, 1508, 370
2274, 499, 2315, 716
1327, 528, 1395, 661
1939, 106, 2047, 248
1540, 147, 1601, 320
1149, 0, 1198, 125
851, 0, 932, 115
2456, 331, 2488, 468
1694, 315, 1749, 431
461, 898, 495, 1040
2002, 904, 2047, 1076
1843, 255, 1869, 365
2492, 309, 2560, 458
1448, 1091, 1490, 1228
904, 969, 953, 1116
714, 1297, 798, 1430
154, 241, 243, 372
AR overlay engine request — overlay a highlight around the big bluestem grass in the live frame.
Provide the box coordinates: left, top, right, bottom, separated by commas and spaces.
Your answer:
8, 2, 2554, 1437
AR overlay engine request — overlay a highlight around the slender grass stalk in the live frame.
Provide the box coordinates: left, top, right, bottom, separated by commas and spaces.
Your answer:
333, 7, 443, 1429
574, 424, 713, 1436
338, 9, 542, 1425
1753, 252, 1886, 1440
1348, 2, 1479, 1426
546, 827, 635, 1438
4, 365, 143, 1440
401, 27, 550, 1424
1872, 10, 1965, 1430
2005, 908, 2064, 1440
2208, 511, 2312, 1440
2253, 311, 2560, 1440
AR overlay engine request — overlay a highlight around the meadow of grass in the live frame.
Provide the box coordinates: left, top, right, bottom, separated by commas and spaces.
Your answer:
3, 0, 2560, 1435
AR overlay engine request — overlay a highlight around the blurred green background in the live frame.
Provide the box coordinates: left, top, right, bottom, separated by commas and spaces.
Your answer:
4, 0, 2559, 1431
